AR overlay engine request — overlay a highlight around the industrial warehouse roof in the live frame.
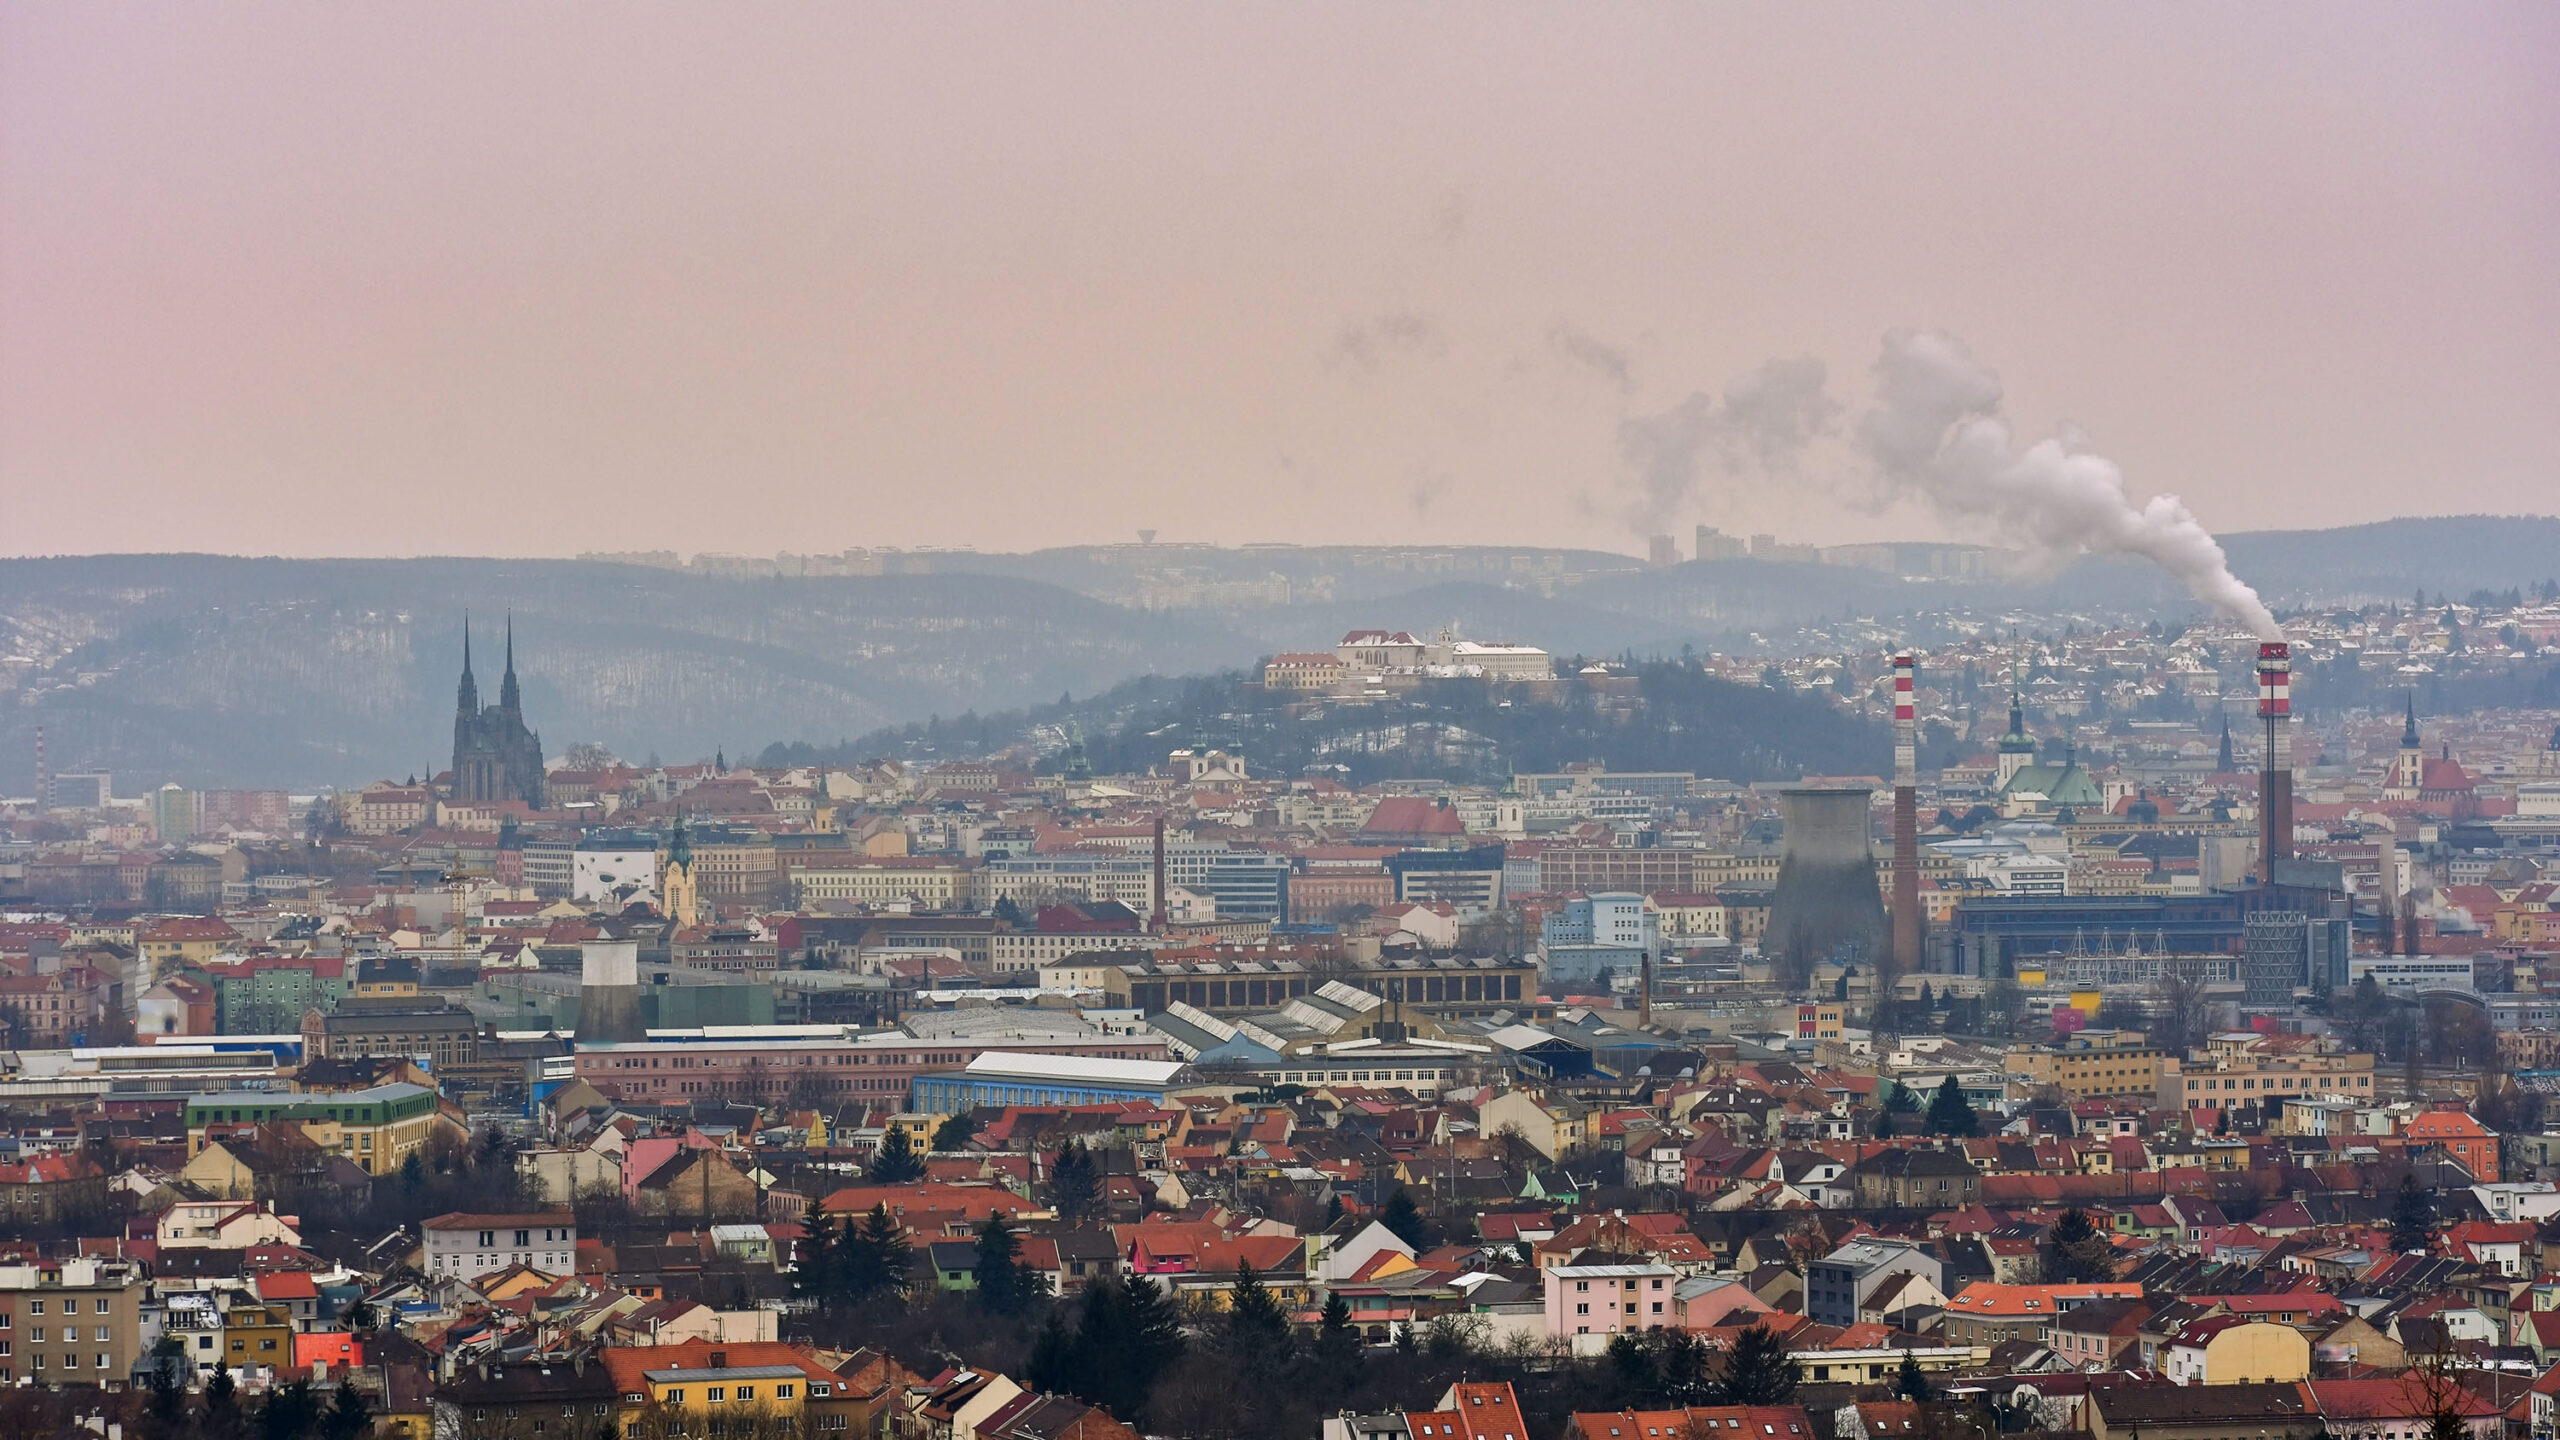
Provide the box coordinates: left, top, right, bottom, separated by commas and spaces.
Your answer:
1484, 1024, 1572, 1052
900, 1008, 1105, 1041
583, 1020, 1117, 1048
950, 1051, 1188, 1086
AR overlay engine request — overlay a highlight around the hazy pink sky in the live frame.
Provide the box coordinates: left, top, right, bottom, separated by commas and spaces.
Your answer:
5, 5, 2555, 559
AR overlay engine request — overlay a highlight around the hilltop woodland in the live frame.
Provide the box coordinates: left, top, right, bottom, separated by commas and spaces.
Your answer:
765, 660, 1911, 787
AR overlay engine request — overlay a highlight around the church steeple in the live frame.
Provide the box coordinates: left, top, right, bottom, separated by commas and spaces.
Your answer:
500, 613, 521, 713
662, 812, 700, 928
1995, 673, 2036, 751
1994, 669, 2036, 789
2218, 714, 2235, 772
2389, 689, 2426, 795
456, 616, 479, 714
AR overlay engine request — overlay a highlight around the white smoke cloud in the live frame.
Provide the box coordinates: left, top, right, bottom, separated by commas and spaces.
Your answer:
1614, 355, 1835, 536
1858, 328, 2280, 639
1611, 327, 2280, 639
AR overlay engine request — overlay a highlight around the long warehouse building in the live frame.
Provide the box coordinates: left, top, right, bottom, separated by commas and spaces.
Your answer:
573, 1024, 1172, 1104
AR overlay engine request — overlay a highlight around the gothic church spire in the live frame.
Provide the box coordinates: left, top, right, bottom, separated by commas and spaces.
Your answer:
501, 612, 521, 712
457, 615, 479, 713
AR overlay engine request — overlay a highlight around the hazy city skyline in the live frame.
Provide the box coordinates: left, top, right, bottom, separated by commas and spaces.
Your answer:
8, 13, 2560, 1422
5, 5, 2556, 560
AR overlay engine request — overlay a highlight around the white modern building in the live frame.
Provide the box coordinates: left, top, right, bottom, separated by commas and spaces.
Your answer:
572, 839, 661, 907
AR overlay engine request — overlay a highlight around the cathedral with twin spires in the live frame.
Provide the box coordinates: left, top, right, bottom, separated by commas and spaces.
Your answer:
451, 618, 545, 808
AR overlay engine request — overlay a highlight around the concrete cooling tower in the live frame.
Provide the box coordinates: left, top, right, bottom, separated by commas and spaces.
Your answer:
577, 939, 645, 1045
1764, 786, 1889, 987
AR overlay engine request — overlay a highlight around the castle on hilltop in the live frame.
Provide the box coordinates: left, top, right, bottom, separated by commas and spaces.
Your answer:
451, 619, 544, 808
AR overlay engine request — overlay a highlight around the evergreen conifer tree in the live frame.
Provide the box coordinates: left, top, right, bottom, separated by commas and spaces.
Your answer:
205, 1360, 241, 1440
843, 1202, 911, 1299
1713, 1323, 1802, 1405
1049, 1141, 1101, 1223
1071, 1276, 1134, 1413
1121, 1274, 1186, 1380
1381, 1186, 1429, 1249
974, 1212, 1039, 1312
1314, 1290, 1361, 1386
2391, 1173, 2437, 1252
1026, 1309, 1078, 1395
870, 1127, 924, 1184
319, 1383, 372, 1440
794, 1194, 839, 1302
258, 1379, 319, 1440
1222, 1261, 1295, 1380
2044, 1207, 2115, 1283
145, 1338, 187, 1437
1608, 1331, 1658, 1401
1924, 1076, 1979, 1137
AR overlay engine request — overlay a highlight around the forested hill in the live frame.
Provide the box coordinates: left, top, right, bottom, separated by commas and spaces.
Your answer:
0, 555, 1258, 790
762, 662, 1900, 788
13, 517, 2549, 789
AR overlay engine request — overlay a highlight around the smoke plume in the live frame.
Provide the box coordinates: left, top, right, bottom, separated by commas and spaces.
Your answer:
1858, 328, 2280, 639
1547, 321, 1637, 393
1615, 355, 1834, 536
1323, 310, 1447, 370
1613, 327, 2280, 639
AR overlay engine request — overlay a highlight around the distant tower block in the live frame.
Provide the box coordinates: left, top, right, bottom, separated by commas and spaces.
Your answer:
1890, 655, 1921, 992
1764, 786, 1889, 990
577, 939, 645, 1045
2257, 641, 2293, 882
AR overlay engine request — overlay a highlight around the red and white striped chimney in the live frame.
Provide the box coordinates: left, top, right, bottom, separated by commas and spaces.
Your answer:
1890, 655, 1920, 989
2257, 641, 2293, 883
1892, 658, 1917, 790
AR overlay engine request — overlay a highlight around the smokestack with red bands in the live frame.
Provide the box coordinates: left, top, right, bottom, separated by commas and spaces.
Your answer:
1890, 655, 1920, 994
2257, 641, 2292, 883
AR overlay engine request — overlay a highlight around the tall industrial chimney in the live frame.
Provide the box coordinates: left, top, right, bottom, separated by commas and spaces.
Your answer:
1889, 655, 1921, 997
1150, 816, 1167, 932
2257, 641, 2293, 884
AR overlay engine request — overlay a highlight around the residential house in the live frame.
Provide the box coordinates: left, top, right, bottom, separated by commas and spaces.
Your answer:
2161, 1317, 2312, 1387
2049, 1297, 2152, 1371
1805, 1239, 1942, 1328
2086, 1383, 2321, 1440
1544, 1264, 1679, 1353
1939, 1282, 2143, 1349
